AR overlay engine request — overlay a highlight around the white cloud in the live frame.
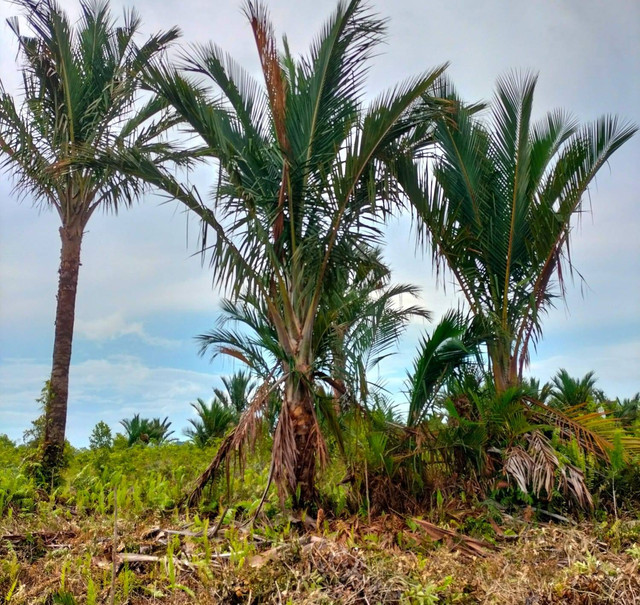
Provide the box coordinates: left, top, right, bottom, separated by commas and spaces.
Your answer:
75, 313, 181, 347
0, 0, 638, 442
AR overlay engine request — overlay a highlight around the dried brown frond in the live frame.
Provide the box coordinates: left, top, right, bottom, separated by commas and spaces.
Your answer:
411, 517, 498, 558
217, 346, 252, 367
503, 431, 593, 509
186, 429, 234, 508
272, 400, 298, 506
504, 445, 533, 494
187, 378, 284, 506
243, 0, 288, 151
528, 431, 559, 500
559, 463, 593, 510
309, 403, 328, 470
243, 1, 290, 245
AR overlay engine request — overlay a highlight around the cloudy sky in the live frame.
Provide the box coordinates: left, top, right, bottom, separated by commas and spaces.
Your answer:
1, 0, 638, 446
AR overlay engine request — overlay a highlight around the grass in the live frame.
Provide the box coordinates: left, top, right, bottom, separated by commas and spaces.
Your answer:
1, 440, 639, 603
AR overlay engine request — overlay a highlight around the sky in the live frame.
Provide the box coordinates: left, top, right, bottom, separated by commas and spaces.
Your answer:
0, 0, 638, 446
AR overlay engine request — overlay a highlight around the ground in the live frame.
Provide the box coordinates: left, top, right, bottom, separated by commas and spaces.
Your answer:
2, 505, 640, 604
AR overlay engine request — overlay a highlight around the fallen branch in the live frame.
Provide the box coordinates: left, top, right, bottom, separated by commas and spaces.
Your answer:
411, 518, 498, 558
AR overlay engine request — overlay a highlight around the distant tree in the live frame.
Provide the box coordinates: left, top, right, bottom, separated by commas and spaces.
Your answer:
522, 377, 552, 404
612, 393, 640, 428
120, 414, 174, 446
184, 398, 238, 448
0, 0, 179, 478
549, 369, 598, 409
88, 421, 113, 450
112, 433, 129, 450
0, 434, 16, 448
213, 372, 256, 415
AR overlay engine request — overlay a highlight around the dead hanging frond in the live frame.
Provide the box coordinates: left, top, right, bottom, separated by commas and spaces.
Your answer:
559, 464, 593, 510
503, 430, 593, 509
271, 400, 298, 503
187, 375, 286, 507
242, 1, 290, 246
310, 405, 329, 470
271, 386, 329, 507
528, 431, 558, 500
186, 429, 235, 508
503, 445, 533, 495
243, 0, 288, 151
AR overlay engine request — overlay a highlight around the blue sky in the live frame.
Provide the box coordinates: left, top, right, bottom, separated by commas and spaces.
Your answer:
1, 0, 639, 446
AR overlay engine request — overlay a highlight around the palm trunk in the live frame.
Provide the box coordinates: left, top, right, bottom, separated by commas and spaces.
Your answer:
285, 377, 318, 507
42, 222, 84, 479
489, 335, 517, 395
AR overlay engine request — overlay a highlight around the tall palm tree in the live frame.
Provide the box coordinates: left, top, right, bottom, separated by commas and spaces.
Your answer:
410, 73, 636, 393
0, 0, 179, 476
122, 0, 446, 505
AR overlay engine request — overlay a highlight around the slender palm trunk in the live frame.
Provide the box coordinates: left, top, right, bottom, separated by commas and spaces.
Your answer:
42, 221, 84, 479
285, 376, 318, 507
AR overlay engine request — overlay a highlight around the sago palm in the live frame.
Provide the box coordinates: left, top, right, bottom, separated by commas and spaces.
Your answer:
120, 414, 174, 446
127, 0, 446, 505
0, 0, 179, 476
213, 371, 257, 415
192, 247, 429, 504
410, 73, 636, 393
184, 398, 238, 447
549, 369, 599, 410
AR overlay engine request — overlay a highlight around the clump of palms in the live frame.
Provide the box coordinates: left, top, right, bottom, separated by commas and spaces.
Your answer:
612, 394, 640, 429
213, 371, 256, 415
120, 414, 174, 446
0, 0, 180, 477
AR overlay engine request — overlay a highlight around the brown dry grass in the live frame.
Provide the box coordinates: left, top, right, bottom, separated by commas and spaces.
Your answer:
2, 507, 640, 604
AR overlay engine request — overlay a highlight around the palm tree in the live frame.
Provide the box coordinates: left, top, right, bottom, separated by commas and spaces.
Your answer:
213, 371, 256, 415
184, 398, 238, 447
409, 73, 636, 393
613, 393, 640, 429
192, 247, 428, 504
0, 0, 179, 476
120, 414, 174, 445
127, 0, 445, 505
549, 368, 598, 410
406, 310, 483, 428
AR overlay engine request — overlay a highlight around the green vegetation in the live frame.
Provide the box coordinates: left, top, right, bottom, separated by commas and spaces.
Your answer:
0, 0, 638, 603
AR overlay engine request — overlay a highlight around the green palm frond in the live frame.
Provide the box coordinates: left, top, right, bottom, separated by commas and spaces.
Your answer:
1, 0, 181, 217
407, 310, 483, 427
